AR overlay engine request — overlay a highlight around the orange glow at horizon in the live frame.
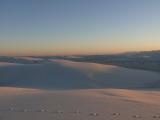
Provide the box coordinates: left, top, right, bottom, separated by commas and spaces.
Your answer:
1, 46, 160, 56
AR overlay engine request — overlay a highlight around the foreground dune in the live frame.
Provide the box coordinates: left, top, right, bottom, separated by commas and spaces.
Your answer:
0, 87, 159, 120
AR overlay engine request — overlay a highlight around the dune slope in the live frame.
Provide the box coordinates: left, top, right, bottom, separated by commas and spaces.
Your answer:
0, 59, 160, 89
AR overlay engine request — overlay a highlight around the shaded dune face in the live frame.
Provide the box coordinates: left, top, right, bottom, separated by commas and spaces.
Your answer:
0, 60, 160, 89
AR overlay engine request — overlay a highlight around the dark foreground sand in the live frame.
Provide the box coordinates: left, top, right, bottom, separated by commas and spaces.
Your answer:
0, 87, 159, 120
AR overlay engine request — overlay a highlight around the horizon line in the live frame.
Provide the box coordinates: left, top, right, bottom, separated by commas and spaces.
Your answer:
0, 49, 160, 57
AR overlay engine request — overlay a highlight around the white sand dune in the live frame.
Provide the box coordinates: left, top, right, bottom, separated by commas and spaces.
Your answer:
51, 59, 116, 72
0, 62, 22, 67
93, 89, 160, 106
0, 60, 160, 120
0, 87, 41, 96
17, 57, 43, 61
0, 59, 159, 89
0, 87, 159, 120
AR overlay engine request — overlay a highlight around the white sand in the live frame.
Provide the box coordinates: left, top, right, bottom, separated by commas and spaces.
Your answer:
0, 59, 160, 89
0, 60, 160, 120
51, 59, 116, 72
0, 87, 41, 96
0, 87, 159, 120
0, 62, 22, 66
17, 57, 43, 61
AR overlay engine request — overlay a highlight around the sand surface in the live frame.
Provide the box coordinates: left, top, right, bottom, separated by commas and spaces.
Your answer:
0, 59, 160, 120
0, 62, 22, 67
0, 59, 160, 89
0, 87, 159, 120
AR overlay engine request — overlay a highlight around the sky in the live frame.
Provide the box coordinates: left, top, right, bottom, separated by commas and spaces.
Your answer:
0, 0, 160, 56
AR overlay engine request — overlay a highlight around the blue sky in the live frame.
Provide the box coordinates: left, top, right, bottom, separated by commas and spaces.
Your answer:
0, 0, 160, 56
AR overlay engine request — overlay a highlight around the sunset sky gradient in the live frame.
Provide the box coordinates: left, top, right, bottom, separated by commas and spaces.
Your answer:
0, 0, 160, 56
